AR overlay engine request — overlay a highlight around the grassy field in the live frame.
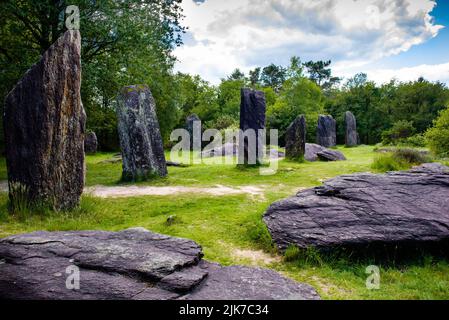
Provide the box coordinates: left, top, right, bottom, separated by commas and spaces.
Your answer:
0, 145, 448, 300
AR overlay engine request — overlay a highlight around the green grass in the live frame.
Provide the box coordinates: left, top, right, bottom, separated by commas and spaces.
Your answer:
1, 145, 448, 300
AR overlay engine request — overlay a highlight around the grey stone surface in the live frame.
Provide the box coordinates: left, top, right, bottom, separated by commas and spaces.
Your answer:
186, 114, 201, 151
285, 115, 306, 160
84, 132, 98, 154
0, 228, 320, 300
263, 163, 449, 251
3, 30, 85, 211
183, 265, 320, 300
117, 85, 167, 181
305, 143, 346, 162
201, 142, 238, 158
317, 115, 336, 147
345, 111, 357, 147
239, 88, 266, 165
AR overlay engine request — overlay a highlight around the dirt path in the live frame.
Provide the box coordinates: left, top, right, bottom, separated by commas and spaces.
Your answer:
86, 184, 265, 198
0, 180, 266, 199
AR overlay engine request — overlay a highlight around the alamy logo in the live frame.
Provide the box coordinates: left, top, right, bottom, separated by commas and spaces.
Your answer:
366, 265, 380, 290
65, 5, 80, 30
66, 264, 80, 290
170, 123, 279, 175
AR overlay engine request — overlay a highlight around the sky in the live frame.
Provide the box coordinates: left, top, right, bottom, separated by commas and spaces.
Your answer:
173, 0, 449, 85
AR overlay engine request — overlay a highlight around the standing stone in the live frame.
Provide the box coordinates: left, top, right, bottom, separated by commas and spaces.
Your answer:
185, 114, 201, 151
239, 88, 266, 165
316, 115, 336, 147
116, 85, 167, 181
3, 30, 85, 211
84, 132, 98, 154
285, 115, 306, 160
345, 111, 357, 147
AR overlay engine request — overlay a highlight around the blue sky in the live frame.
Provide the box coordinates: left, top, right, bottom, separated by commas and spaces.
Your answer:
174, 0, 449, 85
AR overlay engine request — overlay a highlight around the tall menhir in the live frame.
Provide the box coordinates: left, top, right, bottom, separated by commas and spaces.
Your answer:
239, 88, 266, 165
3, 30, 86, 211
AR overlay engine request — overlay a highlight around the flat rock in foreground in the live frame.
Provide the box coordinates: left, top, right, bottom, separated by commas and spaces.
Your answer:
0, 229, 319, 300
264, 163, 449, 251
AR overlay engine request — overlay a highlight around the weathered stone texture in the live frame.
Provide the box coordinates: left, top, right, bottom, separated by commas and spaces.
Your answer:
305, 143, 346, 162
285, 115, 306, 160
84, 132, 98, 154
345, 111, 357, 147
239, 88, 266, 165
0, 228, 320, 300
317, 115, 336, 147
116, 85, 167, 181
264, 163, 449, 251
3, 30, 85, 210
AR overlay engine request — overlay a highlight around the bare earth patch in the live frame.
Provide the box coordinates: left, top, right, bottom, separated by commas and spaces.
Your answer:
0, 180, 266, 199
232, 248, 281, 266
85, 184, 265, 199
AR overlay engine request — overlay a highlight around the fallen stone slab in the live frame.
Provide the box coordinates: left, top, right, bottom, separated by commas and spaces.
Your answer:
305, 143, 346, 162
264, 163, 449, 251
0, 228, 320, 300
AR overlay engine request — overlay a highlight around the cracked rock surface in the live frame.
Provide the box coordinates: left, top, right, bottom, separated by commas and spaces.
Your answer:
305, 143, 346, 162
0, 228, 320, 300
264, 163, 449, 251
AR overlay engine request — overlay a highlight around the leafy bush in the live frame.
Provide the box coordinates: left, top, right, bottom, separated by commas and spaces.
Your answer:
371, 148, 432, 172
425, 106, 449, 157
400, 134, 427, 148
371, 154, 409, 172
394, 148, 432, 164
381, 120, 415, 145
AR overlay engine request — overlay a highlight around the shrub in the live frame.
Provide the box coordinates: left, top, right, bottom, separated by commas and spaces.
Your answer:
371, 153, 409, 172
400, 134, 427, 148
394, 148, 432, 164
381, 120, 415, 145
371, 148, 432, 172
425, 106, 449, 157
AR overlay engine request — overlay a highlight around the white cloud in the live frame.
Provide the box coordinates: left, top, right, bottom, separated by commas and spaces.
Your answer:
174, 0, 444, 84
365, 62, 449, 84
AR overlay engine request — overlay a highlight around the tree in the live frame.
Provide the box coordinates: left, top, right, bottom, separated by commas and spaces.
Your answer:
287, 56, 304, 80
175, 73, 219, 125
267, 77, 324, 144
425, 106, 449, 156
345, 73, 368, 89
304, 60, 340, 89
228, 69, 246, 81
249, 67, 261, 87
0, 0, 186, 148
260, 64, 287, 92
381, 120, 415, 145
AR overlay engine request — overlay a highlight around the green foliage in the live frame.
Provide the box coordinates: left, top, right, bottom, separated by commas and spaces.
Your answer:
267, 77, 324, 144
284, 245, 301, 262
372, 148, 432, 172
217, 79, 245, 119
426, 106, 449, 157
2, 147, 449, 299
0, 0, 185, 149
260, 64, 287, 92
400, 134, 427, 148
371, 154, 409, 172
381, 120, 415, 145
